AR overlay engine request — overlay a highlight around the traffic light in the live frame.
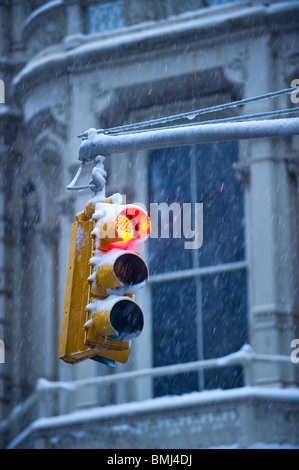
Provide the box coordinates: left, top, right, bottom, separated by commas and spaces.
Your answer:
59, 194, 150, 367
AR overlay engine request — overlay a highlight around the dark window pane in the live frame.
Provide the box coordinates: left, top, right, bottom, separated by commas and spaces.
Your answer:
149, 142, 248, 396
152, 279, 198, 397
202, 269, 248, 389
196, 142, 245, 266
148, 146, 193, 274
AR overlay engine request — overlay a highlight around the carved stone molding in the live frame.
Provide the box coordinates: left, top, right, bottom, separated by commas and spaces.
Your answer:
234, 154, 299, 187
25, 108, 67, 143
92, 86, 116, 122
34, 132, 62, 167
250, 305, 299, 332
280, 50, 299, 83
286, 156, 299, 178
223, 49, 248, 87
20, 179, 42, 243
233, 160, 250, 187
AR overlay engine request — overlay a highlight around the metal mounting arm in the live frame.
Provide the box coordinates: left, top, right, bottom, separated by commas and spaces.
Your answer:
78, 117, 299, 162
68, 117, 299, 194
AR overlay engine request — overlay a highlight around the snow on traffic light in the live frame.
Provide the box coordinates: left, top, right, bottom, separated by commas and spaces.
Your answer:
59, 194, 150, 367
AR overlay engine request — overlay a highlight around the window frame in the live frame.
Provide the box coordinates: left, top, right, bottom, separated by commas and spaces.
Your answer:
147, 143, 248, 395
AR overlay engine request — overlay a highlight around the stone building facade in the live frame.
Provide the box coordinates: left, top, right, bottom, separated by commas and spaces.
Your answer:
0, 0, 299, 448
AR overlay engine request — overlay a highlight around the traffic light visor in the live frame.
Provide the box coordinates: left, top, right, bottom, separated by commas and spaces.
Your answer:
86, 296, 144, 341
110, 299, 144, 340
114, 252, 148, 286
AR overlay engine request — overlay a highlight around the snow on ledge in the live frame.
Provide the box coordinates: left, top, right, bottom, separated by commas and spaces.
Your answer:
13, 1, 299, 88
17, 386, 299, 431
6, 385, 299, 449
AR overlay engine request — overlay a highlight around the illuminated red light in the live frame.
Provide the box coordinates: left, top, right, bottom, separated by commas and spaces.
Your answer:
115, 209, 151, 242
138, 212, 151, 238
116, 213, 135, 242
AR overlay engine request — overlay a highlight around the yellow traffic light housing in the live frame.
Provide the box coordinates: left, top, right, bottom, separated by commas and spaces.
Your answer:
58, 218, 94, 364
58, 194, 150, 367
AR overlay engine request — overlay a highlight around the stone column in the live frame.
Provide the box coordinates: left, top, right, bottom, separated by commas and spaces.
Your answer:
9, 0, 25, 60
244, 36, 299, 386
0, 142, 7, 421
63, 0, 84, 50
0, 1, 9, 57
0, 106, 22, 412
